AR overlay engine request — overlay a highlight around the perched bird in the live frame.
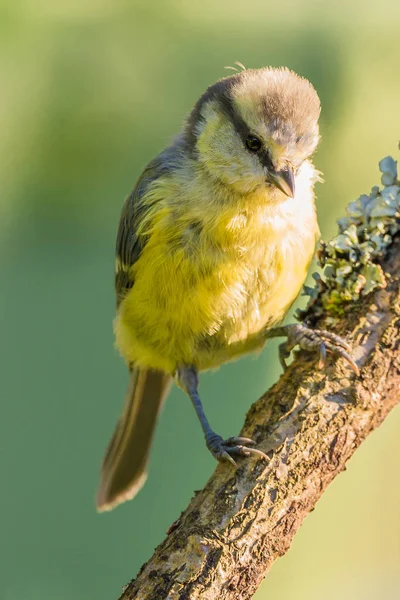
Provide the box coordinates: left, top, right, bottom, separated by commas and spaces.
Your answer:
97, 66, 358, 512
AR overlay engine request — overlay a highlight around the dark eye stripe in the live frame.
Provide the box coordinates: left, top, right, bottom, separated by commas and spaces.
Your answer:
257, 148, 274, 170
218, 94, 250, 140
187, 87, 275, 171
217, 96, 275, 171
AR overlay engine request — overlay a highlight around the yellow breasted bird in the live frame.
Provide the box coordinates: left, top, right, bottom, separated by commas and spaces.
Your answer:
96, 66, 358, 512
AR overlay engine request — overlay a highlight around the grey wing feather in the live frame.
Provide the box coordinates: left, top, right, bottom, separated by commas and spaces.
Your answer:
114, 144, 181, 307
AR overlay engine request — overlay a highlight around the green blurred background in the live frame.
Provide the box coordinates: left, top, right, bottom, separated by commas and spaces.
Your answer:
0, 1, 399, 599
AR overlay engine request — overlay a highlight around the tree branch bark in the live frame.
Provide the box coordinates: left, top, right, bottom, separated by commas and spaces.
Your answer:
119, 179, 400, 600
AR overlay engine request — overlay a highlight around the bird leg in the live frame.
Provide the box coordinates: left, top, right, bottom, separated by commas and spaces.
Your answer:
264, 323, 359, 375
176, 365, 269, 467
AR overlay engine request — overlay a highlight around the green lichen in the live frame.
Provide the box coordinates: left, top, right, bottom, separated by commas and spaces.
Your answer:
298, 153, 400, 324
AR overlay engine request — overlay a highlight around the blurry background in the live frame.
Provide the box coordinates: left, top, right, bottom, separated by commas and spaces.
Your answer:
0, 1, 399, 598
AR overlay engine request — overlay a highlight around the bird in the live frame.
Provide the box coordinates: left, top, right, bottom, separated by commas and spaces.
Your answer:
96, 66, 358, 512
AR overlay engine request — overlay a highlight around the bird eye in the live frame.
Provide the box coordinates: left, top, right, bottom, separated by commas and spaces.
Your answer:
246, 135, 262, 152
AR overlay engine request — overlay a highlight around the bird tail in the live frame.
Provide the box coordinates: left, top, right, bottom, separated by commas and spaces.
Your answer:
96, 367, 172, 512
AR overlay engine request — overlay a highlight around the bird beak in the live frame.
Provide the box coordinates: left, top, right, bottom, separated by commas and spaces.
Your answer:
268, 167, 295, 198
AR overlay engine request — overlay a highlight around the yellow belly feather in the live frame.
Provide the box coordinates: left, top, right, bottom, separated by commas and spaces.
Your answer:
115, 163, 319, 373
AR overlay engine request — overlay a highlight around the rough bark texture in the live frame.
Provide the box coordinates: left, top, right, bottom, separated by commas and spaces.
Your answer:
120, 237, 400, 600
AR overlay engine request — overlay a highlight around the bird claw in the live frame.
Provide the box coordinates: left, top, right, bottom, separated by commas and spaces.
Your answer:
224, 436, 256, 446
279, 324, 359, 375
206, 434, 269, 467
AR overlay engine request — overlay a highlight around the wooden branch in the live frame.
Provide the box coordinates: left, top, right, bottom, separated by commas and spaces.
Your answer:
119, 181, 400, 600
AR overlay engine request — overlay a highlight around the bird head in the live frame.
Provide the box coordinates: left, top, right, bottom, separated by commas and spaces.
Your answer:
185, 67, 321, 199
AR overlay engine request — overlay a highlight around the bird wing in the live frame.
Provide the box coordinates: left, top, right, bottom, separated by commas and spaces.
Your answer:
115, 163, 155, 307
114, 144, 180, 306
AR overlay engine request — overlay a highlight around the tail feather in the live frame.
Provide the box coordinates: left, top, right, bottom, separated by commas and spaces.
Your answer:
96, 368, 171, 512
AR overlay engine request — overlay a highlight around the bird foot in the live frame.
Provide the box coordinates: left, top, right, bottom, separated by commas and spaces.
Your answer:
205, 434, 269, 467
279, 324, 359, 375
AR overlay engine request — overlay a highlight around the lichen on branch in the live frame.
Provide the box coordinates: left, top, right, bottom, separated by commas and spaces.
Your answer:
299, 155, 399, 322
